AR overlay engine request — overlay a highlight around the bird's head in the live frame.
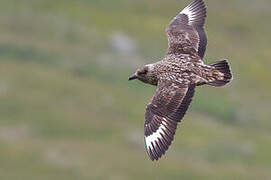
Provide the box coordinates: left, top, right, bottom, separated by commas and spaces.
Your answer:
129, 64, 157, 85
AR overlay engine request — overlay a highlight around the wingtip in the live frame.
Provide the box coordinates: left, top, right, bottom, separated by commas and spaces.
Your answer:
181, 0, 207, 27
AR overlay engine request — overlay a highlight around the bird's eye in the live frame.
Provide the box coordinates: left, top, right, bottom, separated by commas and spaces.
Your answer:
139, 70, 147, 75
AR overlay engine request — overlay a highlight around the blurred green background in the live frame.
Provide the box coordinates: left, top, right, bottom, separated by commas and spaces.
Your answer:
0, 0, 270, 179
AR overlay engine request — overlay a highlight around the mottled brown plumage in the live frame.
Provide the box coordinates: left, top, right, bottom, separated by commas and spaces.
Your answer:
128, 0, 233, 161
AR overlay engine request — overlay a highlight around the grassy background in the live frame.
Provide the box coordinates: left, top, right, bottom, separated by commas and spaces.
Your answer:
0, 0, 270, 179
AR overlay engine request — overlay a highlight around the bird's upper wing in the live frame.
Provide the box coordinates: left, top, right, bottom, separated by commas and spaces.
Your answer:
166, 0, 207, 58
144, 78, 195, 161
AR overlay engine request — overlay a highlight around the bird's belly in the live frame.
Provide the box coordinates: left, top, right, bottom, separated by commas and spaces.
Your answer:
162, 71, 207, 86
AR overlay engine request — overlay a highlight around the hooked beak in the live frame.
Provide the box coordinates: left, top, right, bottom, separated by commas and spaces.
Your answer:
128, 74, 137, 81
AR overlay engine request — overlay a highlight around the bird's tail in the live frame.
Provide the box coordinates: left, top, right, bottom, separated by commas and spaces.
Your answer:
207, 60, 232, 87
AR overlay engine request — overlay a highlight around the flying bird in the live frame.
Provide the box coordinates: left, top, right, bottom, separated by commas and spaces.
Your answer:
128, 0, 232, 161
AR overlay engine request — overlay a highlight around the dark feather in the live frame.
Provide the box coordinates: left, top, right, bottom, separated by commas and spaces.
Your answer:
196, 26, 207, 58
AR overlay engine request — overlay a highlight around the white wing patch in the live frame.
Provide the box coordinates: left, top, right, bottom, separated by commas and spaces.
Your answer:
175, 0, 206, 27
180, 5, 197, 25
145, 120, 167, 152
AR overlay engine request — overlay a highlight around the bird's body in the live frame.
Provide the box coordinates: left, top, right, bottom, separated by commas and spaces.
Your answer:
129, 0, 233, 161
143, 54, 221, 86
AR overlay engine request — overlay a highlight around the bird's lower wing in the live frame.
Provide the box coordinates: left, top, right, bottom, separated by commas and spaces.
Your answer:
144, 79, 195, 161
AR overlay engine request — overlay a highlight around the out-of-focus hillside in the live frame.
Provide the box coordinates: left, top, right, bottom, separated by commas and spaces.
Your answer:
0, 0, 270, 179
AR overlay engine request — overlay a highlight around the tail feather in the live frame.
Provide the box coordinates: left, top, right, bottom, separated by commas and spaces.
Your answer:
208, 60, 232, 87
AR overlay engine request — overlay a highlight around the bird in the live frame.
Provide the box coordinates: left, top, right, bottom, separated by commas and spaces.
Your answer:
128, 0, 232, 161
